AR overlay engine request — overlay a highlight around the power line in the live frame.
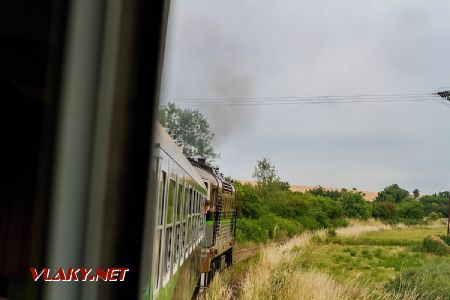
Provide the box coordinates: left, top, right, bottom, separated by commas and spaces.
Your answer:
160, 92, 436, 106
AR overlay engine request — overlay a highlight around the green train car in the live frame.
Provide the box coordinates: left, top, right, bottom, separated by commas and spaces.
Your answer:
140, 125, 236, 300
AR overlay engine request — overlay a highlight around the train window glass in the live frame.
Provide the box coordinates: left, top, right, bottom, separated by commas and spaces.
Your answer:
181, 222, 186, 258
167, 179, 175, 224
158, 171, 167, 225
193, 216, 196, 240
186, 218, 190, 246
189, 188, 193, 215
153, 230, 162, 291
194, 190, 198, 214
196, 193, 200, 214
163, 227, 173, 279
184, 186, 189, 220
174, 224, 181, 268
191, 191, 197, 215
177, 183, 183, 222
195, 192, 200, 214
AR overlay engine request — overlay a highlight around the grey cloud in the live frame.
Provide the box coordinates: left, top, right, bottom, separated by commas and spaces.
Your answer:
161, 0, 450, 194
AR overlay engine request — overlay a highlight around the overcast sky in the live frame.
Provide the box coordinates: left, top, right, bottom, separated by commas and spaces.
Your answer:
160, 0, 450, 194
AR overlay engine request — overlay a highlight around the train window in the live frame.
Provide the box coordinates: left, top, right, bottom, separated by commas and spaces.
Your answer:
167, 179, 175, 224
184, 186, 189, 220
186, 218, 190, 246
163, 227, 173, 279
152, 230, 162, 291
181, 222, 185, 258
177, 183, 183, 222
196, 192, 199, 214
174, 224, 181, 267
194, 190, 198, 214
158, 171, 167, 225
188, 188, 192, 215
193, 216, 196, 239
192, 191, 196, 215
196, 192, 200, 214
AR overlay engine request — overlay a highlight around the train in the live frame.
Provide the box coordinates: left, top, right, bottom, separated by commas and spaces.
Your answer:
142, 124, 236, 300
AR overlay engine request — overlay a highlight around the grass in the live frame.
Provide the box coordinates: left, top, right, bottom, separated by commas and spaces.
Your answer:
362, 226, 446, 241
204, 219, 449, 299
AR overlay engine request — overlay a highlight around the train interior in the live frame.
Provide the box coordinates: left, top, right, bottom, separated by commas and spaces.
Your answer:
0, 1, 167, 299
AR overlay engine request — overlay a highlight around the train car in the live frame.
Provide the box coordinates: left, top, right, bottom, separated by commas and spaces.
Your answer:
189, 159, 236, 287
142, 124, 208, 300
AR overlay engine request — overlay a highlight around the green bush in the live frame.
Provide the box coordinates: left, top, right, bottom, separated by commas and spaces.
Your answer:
426, 212, 440, 222
329, 218, 348, 228
236, 218, 269, 243
256, 214, 302, 240
422, 235, 450, 256
386, 261, 450, 300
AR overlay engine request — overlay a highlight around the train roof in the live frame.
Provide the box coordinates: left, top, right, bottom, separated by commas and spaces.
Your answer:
154, 123, 206, 192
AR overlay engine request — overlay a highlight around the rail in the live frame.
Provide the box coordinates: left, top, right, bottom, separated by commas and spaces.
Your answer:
232, 246, 264, 264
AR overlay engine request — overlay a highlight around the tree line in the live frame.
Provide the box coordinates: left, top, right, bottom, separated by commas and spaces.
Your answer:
159, 103, 449, 244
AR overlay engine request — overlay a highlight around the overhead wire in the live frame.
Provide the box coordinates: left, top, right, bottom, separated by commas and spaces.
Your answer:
160, 92, 438, 106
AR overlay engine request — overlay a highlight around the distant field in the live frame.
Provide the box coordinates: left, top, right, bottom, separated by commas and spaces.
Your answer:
207, 220, 450, 299
305, 224, 449, 285
363, 226, 446, 241
238, 179, 378, 201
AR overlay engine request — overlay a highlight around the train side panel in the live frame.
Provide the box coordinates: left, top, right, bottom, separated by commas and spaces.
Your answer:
144, 126, 207, 300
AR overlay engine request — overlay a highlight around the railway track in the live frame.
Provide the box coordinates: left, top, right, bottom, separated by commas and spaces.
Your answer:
232, 246, 264, 264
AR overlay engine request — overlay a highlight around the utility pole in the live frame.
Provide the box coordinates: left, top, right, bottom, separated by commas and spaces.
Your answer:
435, 90, 450, 235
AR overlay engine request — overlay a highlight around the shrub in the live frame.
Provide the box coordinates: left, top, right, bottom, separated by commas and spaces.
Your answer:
426, 212, 440, 222
236, 218, 269, 243
329, 218, 348, 228
422, 235, 450, 256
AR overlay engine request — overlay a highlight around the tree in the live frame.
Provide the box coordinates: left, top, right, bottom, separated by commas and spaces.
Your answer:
159, 102, 218, 161
338, 191, 372, 219
374, 184, 411, 203
252, 158, 280, 186
413, 189, 420, 199
372, 201, 397, 220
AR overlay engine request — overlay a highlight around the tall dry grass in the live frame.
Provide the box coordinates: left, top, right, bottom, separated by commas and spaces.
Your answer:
336, 219, 391, 238
205, 273, 234, 300
205, 220, 420, 300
